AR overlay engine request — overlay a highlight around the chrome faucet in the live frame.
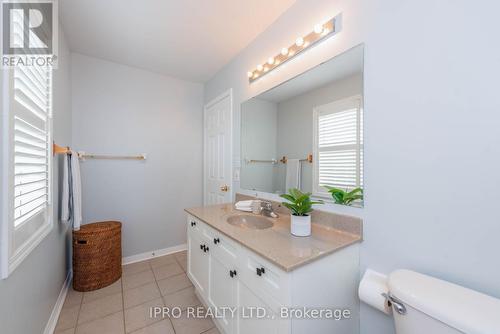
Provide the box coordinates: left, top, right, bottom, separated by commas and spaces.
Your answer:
260, 201, 279, 218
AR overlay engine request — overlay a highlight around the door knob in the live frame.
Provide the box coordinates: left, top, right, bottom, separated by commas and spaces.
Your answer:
220, 185, 229, 192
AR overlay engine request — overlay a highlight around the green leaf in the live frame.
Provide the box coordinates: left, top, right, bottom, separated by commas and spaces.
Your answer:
281, 188, 322, 215
279, 194, 296, 203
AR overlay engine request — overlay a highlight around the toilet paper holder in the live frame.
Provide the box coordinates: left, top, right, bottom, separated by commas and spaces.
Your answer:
382, 292, 407, 315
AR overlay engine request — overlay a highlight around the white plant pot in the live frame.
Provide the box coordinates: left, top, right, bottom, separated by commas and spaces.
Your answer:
291, 214, 311, 237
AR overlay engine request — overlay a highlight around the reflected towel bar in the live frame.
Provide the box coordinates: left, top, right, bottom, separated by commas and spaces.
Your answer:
245, 158, 278, 164
279, 154, 313, 164
245, 154, 313, 164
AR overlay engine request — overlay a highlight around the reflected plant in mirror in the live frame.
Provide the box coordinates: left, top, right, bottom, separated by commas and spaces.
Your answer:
240, 45, 364, 207
325, 186, 363, 206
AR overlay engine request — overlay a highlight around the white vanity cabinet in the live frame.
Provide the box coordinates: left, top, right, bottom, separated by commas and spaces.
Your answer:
186, 214, 360, 334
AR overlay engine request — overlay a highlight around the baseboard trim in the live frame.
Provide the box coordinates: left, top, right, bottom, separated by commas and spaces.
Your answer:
122, 243, 187, 265
43, 269, 72, 334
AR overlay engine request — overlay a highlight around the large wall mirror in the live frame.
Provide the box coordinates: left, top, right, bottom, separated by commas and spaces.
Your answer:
240, 45, 364, 207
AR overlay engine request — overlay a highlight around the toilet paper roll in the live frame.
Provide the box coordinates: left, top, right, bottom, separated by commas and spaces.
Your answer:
358, 269, 392, 315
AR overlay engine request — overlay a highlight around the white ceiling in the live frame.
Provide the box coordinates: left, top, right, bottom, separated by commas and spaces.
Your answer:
59, 0, 296, 83
257, 45, 364, 103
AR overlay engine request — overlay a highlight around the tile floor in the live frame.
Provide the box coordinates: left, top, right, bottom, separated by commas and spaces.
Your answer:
55, 250, 220, 334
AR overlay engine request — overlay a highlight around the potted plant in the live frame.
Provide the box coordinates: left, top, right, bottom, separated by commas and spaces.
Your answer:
324, 186, 363, 206
280, 188, 323, 236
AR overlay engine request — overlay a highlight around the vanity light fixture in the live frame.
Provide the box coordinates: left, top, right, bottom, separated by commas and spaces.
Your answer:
247, 16, 339, 83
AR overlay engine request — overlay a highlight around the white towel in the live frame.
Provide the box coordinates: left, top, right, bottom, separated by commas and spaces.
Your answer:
235, 200, 254, 207
285, 159, 301, 191
61, 153, 82, 231
71, 153, 82, 231
61, 155, 70, 222
235, 200, 254, 212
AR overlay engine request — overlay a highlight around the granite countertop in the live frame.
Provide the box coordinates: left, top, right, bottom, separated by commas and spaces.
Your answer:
185, 203, 362, 272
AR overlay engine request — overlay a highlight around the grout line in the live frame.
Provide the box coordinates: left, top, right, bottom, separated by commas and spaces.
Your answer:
121, 276, 126, 334
173, 253, 187, 273
75, 310, 125, 333
151, 254, 179, 334
71, 254, 187, 334
80, 280, 122, 305
200, 326, 217, 334
73, 291, 123, 327
73, 284, 84, 332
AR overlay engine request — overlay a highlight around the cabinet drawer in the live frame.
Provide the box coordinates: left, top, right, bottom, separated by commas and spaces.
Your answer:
239, 250, 289, 304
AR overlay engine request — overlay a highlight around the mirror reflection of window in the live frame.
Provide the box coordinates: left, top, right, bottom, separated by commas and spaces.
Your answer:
313, 96, 363, 200
240, 45, 364, 207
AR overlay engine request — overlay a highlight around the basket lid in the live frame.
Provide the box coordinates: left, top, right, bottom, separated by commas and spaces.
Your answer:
74, 221, 121, 234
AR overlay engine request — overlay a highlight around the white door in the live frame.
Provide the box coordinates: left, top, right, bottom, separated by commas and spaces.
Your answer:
204, 89, 232, 205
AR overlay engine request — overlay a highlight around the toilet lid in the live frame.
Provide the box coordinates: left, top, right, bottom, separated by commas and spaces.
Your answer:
389, 270, 500, 334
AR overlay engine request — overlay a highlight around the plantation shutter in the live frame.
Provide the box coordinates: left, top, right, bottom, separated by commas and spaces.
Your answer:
313, 96, 363, 197
10, 64, 52, 254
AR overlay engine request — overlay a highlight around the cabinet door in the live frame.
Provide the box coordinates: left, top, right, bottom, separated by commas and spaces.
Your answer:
238, 281, 281, 334
188, 232, 209, 297
209, 256, 237, 333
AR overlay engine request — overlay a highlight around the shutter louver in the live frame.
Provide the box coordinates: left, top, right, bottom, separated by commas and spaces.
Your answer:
12, 65, 50, 227
314, 96, 363, 196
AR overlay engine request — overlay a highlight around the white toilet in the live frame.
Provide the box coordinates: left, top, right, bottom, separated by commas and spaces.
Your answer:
387, 270, 500, 334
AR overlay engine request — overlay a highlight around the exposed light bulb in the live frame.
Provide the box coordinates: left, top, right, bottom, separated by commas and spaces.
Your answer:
257, 64, 263, 71
295, 37, 304, 47
281, 48, 289, 56
322, 28, 330, 36
247, 71, 253, 78
264, 67, 269, 72
275, 60, 280, 65
267, 57, 274, 65
314, 24, 324, 34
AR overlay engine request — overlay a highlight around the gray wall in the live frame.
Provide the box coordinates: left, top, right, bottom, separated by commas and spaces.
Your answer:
0, 25, 73, 334
240, 98, 278, 193
204, 1, 500, 333
275, 74, 363, 193
71, 54, 204, 258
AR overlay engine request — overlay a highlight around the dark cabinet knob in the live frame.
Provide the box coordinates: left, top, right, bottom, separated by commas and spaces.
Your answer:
200, 244, 204, 250
256, 267, 265, 276
191, 221, 196, 227
213, 238, 220, 244
229, 270, 237, 278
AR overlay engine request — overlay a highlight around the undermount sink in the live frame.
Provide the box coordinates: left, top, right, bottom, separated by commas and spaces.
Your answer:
226, 214, 274, 230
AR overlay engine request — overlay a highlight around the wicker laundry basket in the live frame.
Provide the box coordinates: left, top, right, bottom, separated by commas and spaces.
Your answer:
72, 221, 122, 292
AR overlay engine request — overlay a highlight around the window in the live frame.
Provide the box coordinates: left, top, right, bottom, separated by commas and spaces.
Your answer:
313, 95, 363, 199
1, 64, 53, 278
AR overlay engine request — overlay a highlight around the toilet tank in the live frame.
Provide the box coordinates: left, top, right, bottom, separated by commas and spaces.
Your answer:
388, 270, 500, 334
